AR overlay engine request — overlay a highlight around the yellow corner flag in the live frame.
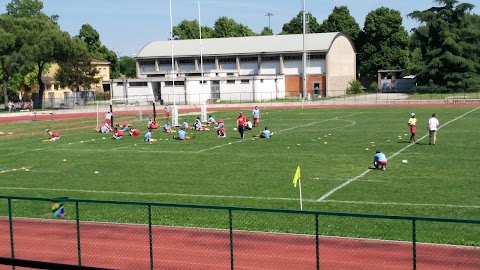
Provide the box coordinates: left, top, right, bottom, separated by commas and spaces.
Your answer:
293, 166, 301, 187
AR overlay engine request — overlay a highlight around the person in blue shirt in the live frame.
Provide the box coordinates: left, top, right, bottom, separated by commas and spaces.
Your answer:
252, 106, 260, 127
207, 115, 217, 125
163, 122, 176, 133
173, 127, 194, 140
253, 127, 273, 139
143, 129, 157, 143
373, 151, 388, 171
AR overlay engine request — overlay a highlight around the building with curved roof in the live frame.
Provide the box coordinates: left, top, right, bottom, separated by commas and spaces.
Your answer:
110, 32, 356, 104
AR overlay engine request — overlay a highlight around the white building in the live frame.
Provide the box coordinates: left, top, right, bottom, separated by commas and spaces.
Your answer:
110, 32, 356, 104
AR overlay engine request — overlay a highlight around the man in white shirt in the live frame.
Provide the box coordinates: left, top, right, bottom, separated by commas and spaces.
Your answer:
428, 113, 440, 145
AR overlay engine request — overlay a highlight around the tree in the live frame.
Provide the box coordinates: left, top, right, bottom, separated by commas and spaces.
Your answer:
259, 27, 273, 36
118, 56, 136, 78
213, 16, 255, 38
6, 0, 58, 23
77, 24, 119, 78
409, 0, 480, 89
173, 19, 214, 40
280, 11, 320, 34
55, 37, 99, 91
0, 16, 37, 107
358, 7, 409, 83
318, 6, 361, 44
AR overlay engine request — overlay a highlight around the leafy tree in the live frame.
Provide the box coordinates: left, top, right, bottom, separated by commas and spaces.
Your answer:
280, 11, 320, 34
6, 0, 58, 23
0, 16, 36, 107
358, 7, 409, 83
318, 6, 361, 44
409, 0, 480, 89
77, 24, 119, 78
173, 19, 214, 39
118, 56, 136, 78
259, 26, 273, 36
55, 37, 99, 91
213, 16, 255, 38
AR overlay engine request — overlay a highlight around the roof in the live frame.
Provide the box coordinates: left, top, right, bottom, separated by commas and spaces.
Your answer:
136, 32, 349, 59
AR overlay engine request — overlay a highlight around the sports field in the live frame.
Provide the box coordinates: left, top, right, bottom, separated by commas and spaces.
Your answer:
1, 105, 479, 246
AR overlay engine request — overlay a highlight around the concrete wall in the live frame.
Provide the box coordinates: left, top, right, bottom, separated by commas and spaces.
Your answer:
326, 34, 356, 97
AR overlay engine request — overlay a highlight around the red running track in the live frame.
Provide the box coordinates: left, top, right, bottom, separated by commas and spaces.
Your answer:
0, 218, 479, 269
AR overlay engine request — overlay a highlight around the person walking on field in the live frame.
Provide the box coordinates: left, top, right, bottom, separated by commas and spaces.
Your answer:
408, 113, 418, 144
252, 106, 260, 127
236, 112, 247, 139
428, 113, 440, 145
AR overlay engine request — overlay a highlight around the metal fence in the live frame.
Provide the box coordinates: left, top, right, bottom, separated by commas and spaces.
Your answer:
1, 195, 479, 270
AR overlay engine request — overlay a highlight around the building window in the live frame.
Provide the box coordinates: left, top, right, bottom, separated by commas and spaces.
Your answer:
147, 74, 165, 77
139, 60, 155, 65
219, 58, 235, 63
165, 81, 185, 86
130, 82, 148, 87
203, 58, 215, 63
159, 59, 171, 65
178, 59, 194, 64
284, 55, 302, 61
309, 54, 325, 60
226, 80, 235, 84
54, 84, 59, 90
261, 56, 280, 61
117, 82, 124, 85
240, 79, 249, 84
240, 57, 257, 62
227, 73, 235, 76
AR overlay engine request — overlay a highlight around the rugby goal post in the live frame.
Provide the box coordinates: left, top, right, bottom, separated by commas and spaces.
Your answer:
109, 96, 155, 123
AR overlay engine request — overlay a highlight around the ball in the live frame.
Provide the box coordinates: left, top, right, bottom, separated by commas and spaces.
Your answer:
402, 160, 408, 164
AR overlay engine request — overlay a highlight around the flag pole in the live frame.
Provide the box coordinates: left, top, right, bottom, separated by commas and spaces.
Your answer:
299, 178, 303, 210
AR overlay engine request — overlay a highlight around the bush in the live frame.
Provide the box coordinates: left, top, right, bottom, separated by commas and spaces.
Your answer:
369, 81, 378, 91
347, 80, 365, 94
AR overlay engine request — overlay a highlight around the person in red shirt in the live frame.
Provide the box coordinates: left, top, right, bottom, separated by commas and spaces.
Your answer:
129, 127, 141, 136
112, 128, 125, 140
236, 112, 247, 139
43, 129, 60, 141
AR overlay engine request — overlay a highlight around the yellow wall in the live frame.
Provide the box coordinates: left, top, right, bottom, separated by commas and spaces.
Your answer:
45, 60, 110, 93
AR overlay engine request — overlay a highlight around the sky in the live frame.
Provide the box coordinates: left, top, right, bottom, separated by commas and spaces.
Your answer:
1, 0, 479, 57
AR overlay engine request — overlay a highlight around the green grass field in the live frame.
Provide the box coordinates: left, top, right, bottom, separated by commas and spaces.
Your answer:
1, 106, 479, 245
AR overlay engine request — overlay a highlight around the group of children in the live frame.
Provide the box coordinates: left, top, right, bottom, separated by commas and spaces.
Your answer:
44, 105, 273, 143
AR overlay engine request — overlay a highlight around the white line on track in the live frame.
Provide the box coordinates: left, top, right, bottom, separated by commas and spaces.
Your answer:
316, 106, 480, 202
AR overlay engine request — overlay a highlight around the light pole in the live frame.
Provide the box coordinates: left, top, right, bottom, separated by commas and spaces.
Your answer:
265, 12, 273, 31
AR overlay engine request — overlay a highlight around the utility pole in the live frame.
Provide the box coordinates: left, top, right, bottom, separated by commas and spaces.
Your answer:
265, 12, 273, 30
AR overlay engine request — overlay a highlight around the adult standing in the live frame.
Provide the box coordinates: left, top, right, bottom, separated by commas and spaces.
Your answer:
428, 113, 440, 145
408, 113, 417, 144
236, 112, 247, 139
252, 106, 260, 127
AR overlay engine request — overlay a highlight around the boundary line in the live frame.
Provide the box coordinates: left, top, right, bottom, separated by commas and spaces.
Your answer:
316, 106, 480, 202
0, 186, 479, 209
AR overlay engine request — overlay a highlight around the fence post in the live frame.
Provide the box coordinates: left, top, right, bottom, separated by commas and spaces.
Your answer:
315, 214, 319, 270
229, 209, 234, 270
8, 198, 15, 270
148, 205, 153, 270
412, 219, 417, 270
76, 201, 82, 267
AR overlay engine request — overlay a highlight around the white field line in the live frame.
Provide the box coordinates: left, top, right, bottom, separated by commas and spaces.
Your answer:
4, 136, 101, 156
45, 148, 192, 154
288, 119, 356, 133
197, 112, 363, 153
1, 186, 479, 210
317, 106, 480, 202
323, 200, 480, 209
312, 177, 391, 183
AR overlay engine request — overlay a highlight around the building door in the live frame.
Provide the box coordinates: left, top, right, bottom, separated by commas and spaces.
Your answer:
313, 82, 320, 95
210, 80, 220, 99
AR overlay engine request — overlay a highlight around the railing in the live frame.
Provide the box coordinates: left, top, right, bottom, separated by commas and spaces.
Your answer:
3, 90, 480, 111
1, 195, 479, 269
